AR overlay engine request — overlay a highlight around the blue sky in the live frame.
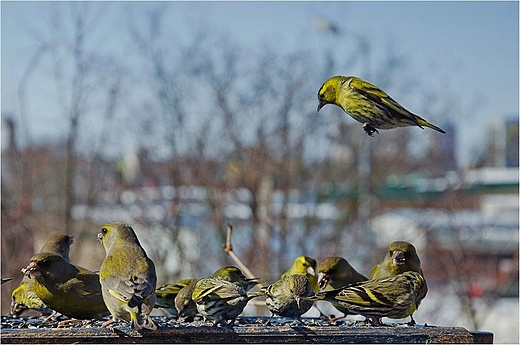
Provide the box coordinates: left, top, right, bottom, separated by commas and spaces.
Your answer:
1, 1, 519, 165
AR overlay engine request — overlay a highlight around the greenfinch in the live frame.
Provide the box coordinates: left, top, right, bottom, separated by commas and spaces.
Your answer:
174, 279, 200, 319
317, 76, 445, 136
370, 241, 424, 279
11, 234, 74, 316
317, 256, 368, 321
317, 256, 367, 290
308, 271, 426, 325
98, 222, 157, 330
281, 256, 319, 292
264, 274, 314, 323
368, 241, 427, 324
155, 278, 196, 317
21, 252, 108, 319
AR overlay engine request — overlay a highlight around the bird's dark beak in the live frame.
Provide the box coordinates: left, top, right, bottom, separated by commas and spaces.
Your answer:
392, 251, 406, 266
97, 233, 103, 243
317, 100, 327, 112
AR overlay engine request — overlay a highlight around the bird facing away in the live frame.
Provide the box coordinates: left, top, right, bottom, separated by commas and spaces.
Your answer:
98, 222, 157, 330
21, 252, 108, 320
308, 271, 426, 325
317, 76, 445, 136
192, 276, 260, 326
263, 274, 314, 323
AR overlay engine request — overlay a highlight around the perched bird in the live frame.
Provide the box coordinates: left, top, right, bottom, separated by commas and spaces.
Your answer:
211, 266, 259, 291
318, 257, 367, 291
307, 271, 426, 325
191, 266, 260, 325
98, 222, 157, 330
264, 274, 314, 323
368, 241, 427, 325
155, 279, 196, 317
21, 252, 108, 319
174, 279, 200, 319
281, 256, 319, 292
370, 241, 424, 279
39, 234, 74, 261
11, 234, 74, 316
317, 256, 368, 321
317, 76, 445, 136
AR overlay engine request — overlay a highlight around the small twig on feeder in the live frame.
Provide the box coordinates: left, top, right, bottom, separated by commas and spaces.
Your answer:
222, 223, 257, 281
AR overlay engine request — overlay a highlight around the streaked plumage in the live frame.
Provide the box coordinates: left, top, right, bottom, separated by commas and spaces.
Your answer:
281, 256, 319, 292
264, 274, 314, 322
174, 279, 200, 319
317, 76, 445, 136
317, 256, 368, 320
155, 279, 196, 317
192, 277, 260, 326
308, 271, 426, 325
211, 266, 259, 291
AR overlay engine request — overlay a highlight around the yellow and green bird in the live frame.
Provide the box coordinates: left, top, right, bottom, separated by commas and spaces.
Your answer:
317, 75, 445, 136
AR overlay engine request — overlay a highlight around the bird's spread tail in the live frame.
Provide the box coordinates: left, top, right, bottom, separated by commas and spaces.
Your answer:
416, 118, 445, 134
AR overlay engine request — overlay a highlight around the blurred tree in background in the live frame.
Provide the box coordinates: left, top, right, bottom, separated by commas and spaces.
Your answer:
2, 3, 517, 335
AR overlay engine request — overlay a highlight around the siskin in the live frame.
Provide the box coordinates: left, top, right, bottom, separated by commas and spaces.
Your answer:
211, 266, 259, 291
308, 271, 426, 325
263, 274, 314, 323
317, 76, 445, 136
174, 279, 200, 319
11, 234, 74, 316
21, 252, 108, 319
192, 275, 260, 326
98, 222, 157, 330
155, 278, 196, 317
282, 256, 319, 293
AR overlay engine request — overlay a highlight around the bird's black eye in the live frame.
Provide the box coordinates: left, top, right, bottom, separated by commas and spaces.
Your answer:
40, 260, 51, 268
101, 227, 108, 235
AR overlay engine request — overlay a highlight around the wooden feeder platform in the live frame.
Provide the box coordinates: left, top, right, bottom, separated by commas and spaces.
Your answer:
1, 316, 493, 344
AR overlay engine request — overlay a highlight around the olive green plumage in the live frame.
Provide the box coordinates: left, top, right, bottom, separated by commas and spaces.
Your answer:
264, 274, 314, 321
21, 252, 108, 319
281, 256, 319, 292
317, 256, 367, 290
317, 75, 445, 136
317, 256, 368, 319
174, 279, 200, 319
98, 222, 157, 330
192, 275, 260, 326
309, 271, 426, 325
11, 234, 74, 316
155, 278, 196, 317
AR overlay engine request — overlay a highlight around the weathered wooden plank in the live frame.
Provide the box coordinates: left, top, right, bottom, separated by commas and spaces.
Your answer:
0, 317, 493, 344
